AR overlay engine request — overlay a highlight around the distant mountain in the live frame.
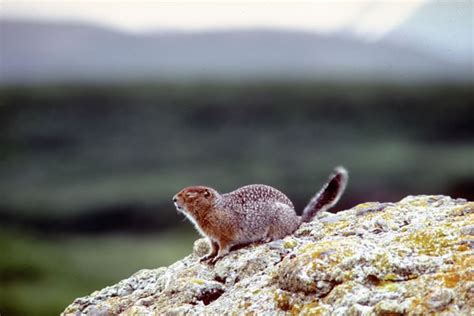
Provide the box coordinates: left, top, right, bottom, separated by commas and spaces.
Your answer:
383, 0, 473, 66
0, 19, 471, 83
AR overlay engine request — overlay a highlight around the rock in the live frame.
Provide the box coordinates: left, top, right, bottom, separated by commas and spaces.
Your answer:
62, 195, 474, 315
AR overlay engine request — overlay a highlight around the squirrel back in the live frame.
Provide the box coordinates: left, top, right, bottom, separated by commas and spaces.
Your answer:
301, 167, 348, 223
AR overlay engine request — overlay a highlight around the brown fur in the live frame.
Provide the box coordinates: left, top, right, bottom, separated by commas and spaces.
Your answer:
174, 186, 236, 243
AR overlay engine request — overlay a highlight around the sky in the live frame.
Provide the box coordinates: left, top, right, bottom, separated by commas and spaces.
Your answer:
0, 0, 428, 40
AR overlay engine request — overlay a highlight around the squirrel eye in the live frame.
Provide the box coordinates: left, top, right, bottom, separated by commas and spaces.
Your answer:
204, 190, 210, 197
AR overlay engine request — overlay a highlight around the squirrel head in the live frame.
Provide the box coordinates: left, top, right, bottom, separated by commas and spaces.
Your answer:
173, 186, 218, 219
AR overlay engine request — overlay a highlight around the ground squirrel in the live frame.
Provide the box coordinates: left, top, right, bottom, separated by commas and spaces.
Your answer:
173, 167, 348, 263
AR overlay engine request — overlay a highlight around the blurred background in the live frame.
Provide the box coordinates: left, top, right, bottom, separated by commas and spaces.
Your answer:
0, 0, 473, 314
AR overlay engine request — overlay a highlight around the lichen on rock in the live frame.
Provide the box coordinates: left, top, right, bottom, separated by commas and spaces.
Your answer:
62, 195, 474, 315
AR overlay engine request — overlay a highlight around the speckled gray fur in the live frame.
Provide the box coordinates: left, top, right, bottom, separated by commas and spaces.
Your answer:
219, 184, 301, 242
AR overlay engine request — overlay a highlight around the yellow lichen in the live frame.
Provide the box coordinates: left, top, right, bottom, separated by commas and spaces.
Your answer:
290, 303, 302, 315
384, 273, 398, 281
342, 271, 354, 281
386, 284, 399, 292
283, 238, 298, 249
238, 300, 252, 310
407, 199, 429, 207
457, 243, 470, 252
298, 302, 326, 316
190, 278, 205, 285
355, 202, 373, 209
429, 252, 474, 289
395, 227, 457, 256
371, 252, 392, 272
322, 219, 350, 235
442, 273, 460, 288
409, 296, 425, 313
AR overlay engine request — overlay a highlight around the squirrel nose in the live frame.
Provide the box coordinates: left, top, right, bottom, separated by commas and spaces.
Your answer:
173, 197, 177, 202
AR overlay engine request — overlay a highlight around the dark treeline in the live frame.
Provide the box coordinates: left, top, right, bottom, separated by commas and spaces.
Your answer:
1, 82, 473, 234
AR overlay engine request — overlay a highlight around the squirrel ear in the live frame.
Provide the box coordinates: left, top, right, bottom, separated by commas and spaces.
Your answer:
185, 191, 198, 198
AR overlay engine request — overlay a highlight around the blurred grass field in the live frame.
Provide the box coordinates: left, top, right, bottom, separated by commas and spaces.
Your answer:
0, 228, 197, 316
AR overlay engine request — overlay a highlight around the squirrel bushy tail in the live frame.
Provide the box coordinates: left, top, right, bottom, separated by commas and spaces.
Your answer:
301, 167, 348, 223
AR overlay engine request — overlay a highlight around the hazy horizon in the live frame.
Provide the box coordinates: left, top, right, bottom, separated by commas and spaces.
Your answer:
1, 1, 427, 38
1, 0, 472, 69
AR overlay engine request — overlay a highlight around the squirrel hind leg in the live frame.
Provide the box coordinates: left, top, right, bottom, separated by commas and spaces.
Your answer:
267, 203, 300, 240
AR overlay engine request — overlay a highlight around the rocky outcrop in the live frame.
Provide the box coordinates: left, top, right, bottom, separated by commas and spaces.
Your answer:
62, 195, 474, 315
